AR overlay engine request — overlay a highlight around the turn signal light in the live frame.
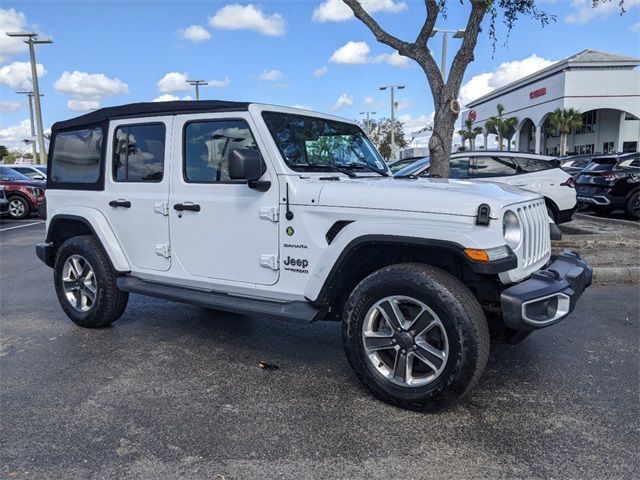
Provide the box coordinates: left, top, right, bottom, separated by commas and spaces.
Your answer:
464, 249, 490, 262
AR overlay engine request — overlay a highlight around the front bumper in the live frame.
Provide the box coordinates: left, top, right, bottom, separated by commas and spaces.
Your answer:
500, 249, 592, 331
0, 200, 8, 214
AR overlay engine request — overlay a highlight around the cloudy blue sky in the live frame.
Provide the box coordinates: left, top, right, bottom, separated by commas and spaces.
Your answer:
1, 0, 639, 150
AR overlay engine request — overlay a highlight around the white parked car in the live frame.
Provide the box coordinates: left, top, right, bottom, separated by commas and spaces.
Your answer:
394, 151, 577, 223
36, 101, 591, 411
11, 164, 47, 181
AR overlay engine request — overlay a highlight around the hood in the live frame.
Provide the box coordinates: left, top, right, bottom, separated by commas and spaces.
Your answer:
317, 177, 540, 218
0, 179, 45, 189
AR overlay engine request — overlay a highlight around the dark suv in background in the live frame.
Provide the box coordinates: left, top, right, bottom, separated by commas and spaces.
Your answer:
0, 166, 46, 220
576, 152, 640, 220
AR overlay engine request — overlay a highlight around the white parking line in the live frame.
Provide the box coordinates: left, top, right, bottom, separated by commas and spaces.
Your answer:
0, 221, 45, 232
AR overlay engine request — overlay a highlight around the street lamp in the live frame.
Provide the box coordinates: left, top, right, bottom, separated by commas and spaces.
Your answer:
6, 32, 52, 165
380, 85, 405, 160
186, 80, 208, 101
15, 91, 43, 161
429, 28, 465, 80
359, 111, 376, 136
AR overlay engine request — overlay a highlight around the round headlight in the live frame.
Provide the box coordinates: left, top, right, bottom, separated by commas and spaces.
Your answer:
503, 210, 522, 249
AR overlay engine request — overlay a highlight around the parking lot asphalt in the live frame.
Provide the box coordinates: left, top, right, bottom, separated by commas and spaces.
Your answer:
1, 221, 639, 479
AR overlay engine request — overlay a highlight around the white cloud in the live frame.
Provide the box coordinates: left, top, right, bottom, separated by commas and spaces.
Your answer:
363, 96, 383, 109
331, 93, 353, 111
259, 69, 284, 81
313, 66, 329, 77
0, 61, 46, 89
374, 51, 410, 68
0, 119, 31, 148
313, 0, 407, 22
565, 0, 639, 24
208, 4, 285, 36
459, 54, 554, 106
67, 99, 101, 112
0, 100, 21, 112
398, 113, 433, 147
157, 72, 190, 93
330, 41, 370, 64
179, 25, 212, 42
54, 71, 129, 98
54, 71, 129, 112
0, 8, 31, 63
152, 94, 193, 102
292, 104, 312, 110
209, 77, 231, 87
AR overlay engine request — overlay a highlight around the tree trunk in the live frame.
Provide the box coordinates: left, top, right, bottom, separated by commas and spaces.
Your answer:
498, 133, 504, 151
429, 104, 457, 177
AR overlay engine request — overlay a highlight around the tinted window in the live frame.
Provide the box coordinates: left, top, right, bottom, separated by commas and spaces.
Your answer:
184, 120, 257, 183
449, 157, 470, 178
583, 158, 616, 172
113, 123, 165, 182
51, 128, 103, 184
0, 166, 30, 181
470, 157, 518, 178
514, 157, 553, 173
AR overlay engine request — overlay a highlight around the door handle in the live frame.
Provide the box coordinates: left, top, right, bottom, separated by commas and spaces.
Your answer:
173, 202, 201, 212
109, 199, 131, 208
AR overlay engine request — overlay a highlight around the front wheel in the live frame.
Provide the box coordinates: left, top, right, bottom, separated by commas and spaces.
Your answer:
7, 196, 31, 220
54, 235, 128, 328
342, 264, 490, 411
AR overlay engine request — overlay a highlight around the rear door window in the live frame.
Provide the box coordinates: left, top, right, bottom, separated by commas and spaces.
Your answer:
469, 156, 518, 178
583, 158, 617, 172
514, 157, 553, 173
449, 157, 470, 178
113, 123, 166, 182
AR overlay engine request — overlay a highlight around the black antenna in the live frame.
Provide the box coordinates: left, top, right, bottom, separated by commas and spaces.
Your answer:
285, 183, 294, 220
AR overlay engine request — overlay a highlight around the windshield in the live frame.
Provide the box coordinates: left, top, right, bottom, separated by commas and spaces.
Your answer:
394, 157, 430, 177
262, 111, 388, 174
0, 166, 30, 181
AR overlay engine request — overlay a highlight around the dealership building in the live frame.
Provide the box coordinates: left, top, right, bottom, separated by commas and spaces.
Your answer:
466, 50, 640, 156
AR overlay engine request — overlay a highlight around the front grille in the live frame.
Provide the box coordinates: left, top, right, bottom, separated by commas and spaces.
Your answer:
515, 201, 550, 268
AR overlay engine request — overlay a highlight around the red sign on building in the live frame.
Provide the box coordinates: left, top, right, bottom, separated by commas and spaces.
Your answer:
529, 87, 547, 99
468, 110, 477, 122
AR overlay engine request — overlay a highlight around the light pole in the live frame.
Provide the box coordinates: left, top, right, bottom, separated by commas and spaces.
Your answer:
359, 111, 376, 136
6, 32, 52, 165
15, 91, 42, 161
380, 85, 404, 160
429, 28, 465, 80
186, 80, 208, 101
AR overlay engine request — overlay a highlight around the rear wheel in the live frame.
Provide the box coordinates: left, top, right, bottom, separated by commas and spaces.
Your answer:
625, 191, 639, 220
342, 264, 490, 411
54, 235, 128, 328
7, 196, 30, 220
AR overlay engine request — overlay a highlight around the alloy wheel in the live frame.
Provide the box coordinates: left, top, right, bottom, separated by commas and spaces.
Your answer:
8, 198, 25, 218
362, 296, 449, 387
62, 255, 97, 312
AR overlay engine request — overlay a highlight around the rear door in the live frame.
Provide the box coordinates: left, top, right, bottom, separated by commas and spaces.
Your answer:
105, 117, 172, 271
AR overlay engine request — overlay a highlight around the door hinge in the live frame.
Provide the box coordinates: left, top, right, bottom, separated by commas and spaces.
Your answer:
259, 254, 278, 271
259, 207, 279, 222
155, 244, 171, 258
154, 202, 169, 216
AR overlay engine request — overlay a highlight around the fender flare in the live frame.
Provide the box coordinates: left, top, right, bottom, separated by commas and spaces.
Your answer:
47, 210, 130, 272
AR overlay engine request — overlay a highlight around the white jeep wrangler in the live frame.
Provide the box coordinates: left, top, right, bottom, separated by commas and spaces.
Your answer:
37, 101, 592, 411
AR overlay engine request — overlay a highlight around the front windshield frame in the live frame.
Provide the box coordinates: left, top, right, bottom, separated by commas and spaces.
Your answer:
0, 166, 31, 181
261, 111, 389, 175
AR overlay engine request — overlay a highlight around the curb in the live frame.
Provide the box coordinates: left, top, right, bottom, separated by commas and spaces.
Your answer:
592, 266, 640, 285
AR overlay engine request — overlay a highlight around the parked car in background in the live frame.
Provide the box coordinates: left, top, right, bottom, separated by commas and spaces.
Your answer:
0, 166, 46, 219
558, 154, 599, 178
387, 157, 420, 173
0, 186, 8, 216
11, 164, 47, 182
395, 151, 577, 223
576, 152, 640, 220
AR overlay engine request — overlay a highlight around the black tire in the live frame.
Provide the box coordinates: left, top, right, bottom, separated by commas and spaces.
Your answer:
592, 205, 614, 215
342, 263, 490, 412
7, 195, 31, 220
625, 191, 639, 220
546, 204, 558, 223
54, 235, 128, 328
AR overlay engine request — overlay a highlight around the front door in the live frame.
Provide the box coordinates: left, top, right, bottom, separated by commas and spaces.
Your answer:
105, 117, 172, 271
169, 113, 279, 286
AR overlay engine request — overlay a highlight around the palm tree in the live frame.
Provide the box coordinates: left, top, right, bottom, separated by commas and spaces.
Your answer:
458, 118, 483, 150
484, 104, 518, 151
546, 108, 583, 156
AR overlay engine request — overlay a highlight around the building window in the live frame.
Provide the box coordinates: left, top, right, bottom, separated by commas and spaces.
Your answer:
573, 144, 595, 155
622, 141, 638, 153
576, 111, 596, 134
603, 141, 615, 154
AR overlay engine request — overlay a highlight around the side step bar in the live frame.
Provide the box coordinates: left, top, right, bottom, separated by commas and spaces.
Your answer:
117, 276, 327, 323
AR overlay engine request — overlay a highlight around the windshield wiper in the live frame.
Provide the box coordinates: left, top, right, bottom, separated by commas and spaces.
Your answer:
341, 162, 389, 177
322, 164, 357, 178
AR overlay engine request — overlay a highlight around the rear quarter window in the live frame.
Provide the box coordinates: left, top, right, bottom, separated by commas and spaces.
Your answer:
515, 157, 553, 173
50, 127, 104, 188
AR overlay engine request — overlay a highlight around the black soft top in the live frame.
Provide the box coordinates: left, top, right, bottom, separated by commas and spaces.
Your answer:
51, 100, 251, 131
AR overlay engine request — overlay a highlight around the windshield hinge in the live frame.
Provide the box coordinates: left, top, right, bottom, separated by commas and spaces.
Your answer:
259, 254, 279, 271
155, 244, 171, 258
259, 206, 279, 222
154, 201, 169, 216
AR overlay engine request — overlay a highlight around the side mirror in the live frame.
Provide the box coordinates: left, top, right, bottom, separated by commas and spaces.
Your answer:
228, 149, 270, 191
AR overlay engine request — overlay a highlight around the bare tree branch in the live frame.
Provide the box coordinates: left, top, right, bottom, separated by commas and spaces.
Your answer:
342, 0, 411, 54
415, 0, 439, 48
447, 0, 487, 93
